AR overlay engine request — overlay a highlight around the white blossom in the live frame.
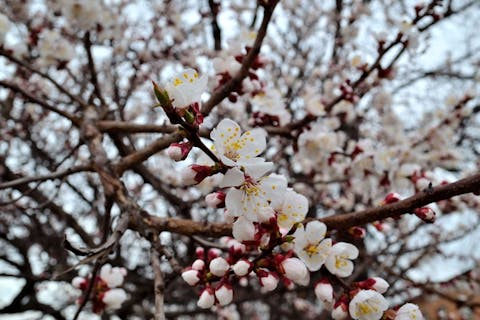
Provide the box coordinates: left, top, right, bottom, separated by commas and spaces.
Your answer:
276, 190, 309, 231
325, 242, 359, 277
349, 290, 389, 320
232, 259, 251, 277
259, 272, 279, 291
395, 303, 424, 320
211, 118, 268, 168
164, 68, 207, 108
294, 221, 332, 271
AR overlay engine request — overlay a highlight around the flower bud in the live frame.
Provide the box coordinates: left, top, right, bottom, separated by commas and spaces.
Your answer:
72, 276, 86, 289
192, 259, 205, 271
259, 272, 279, 292
181, 164, 213, 185
215, 284, 233, 306
167, 142, 193, 161
315, 279, 333, 306
281, 258, 309, 286
102, 288, 127, 310
209, 257, 230, 277
348, 226, 366, 239
182, 269, 200, 286
232, 259, 252, 277
414, 207, 436, 223
332, 298, 348, 320
205, 191, 226, 208
357, 277, 390, 294
383, 192, 401, 204
100, 264, 127, 288
197, 288, 215, 309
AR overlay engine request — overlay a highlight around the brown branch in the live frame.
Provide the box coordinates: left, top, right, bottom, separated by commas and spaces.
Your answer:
135, 172, 480, 237
97, 121, 177, 134
201, 0, 279, 115
0, 164, 93, 190
151, 235, 166, 320
208, 0, 222, 51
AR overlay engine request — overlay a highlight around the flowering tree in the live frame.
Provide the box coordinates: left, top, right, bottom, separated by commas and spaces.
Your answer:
0, 0, 479, 319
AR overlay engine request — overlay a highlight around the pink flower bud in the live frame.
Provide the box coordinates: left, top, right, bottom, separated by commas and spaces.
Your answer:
72, 276, 86, 289
315, 279, 333, 306
205, 191, 226, 208
209, 257, 230, 277
357, 277, 390, 294
348, 226, 366, 239
207, 248, 221, 260
192, 259, 205, 271
197, 288, 215, 309
383, 192, 401, 204
232, 259, 252, 276
181, 164, 212, 185
332, 298, 348, 320
181, 269, 200, 286
215, 284, 233, 306
414, 207, 436, 223
259, 272, 279, 292
167, 142, 192, 161
281, 258, 310, 286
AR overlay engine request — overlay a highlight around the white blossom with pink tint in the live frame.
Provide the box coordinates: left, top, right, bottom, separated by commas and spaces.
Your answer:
349, 290, 389, 320
395, 303, 424, 320
325, 242, 359, 277
293, 221, 332, 271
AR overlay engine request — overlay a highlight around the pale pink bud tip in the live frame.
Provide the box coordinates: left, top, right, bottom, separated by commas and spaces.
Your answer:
414, 207, 436, 223
209, 257, 230, 277
182, 269, 200, 286
197, 288, 215, 309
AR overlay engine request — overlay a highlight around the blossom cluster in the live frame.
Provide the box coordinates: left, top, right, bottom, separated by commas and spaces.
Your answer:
72, 264, 127, 313
153, 67, 426, 319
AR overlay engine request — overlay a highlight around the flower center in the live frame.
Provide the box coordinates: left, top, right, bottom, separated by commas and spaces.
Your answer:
303, 244, 319, 257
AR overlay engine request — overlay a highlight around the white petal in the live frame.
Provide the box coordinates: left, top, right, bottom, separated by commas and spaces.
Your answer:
305, 220, 327, 243
225, 188, 244, 217
220, 168, 245, 188
232, 216, 256, 242
240, 157, 273, 179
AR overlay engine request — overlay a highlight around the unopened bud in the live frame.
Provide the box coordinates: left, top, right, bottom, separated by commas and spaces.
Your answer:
197, 288, 215, 309
348, 226, 366, 239
167, 142, 193, 161
182, 269, 200, 286
315, 279, 333, 306
414, 207, 436, 223
205, 192, 226, 208
232, 259, 252, 277
209, 257, 230, 277
215, 283, 233, 306
383, 192, 401, 204
181, 164, 212, 185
